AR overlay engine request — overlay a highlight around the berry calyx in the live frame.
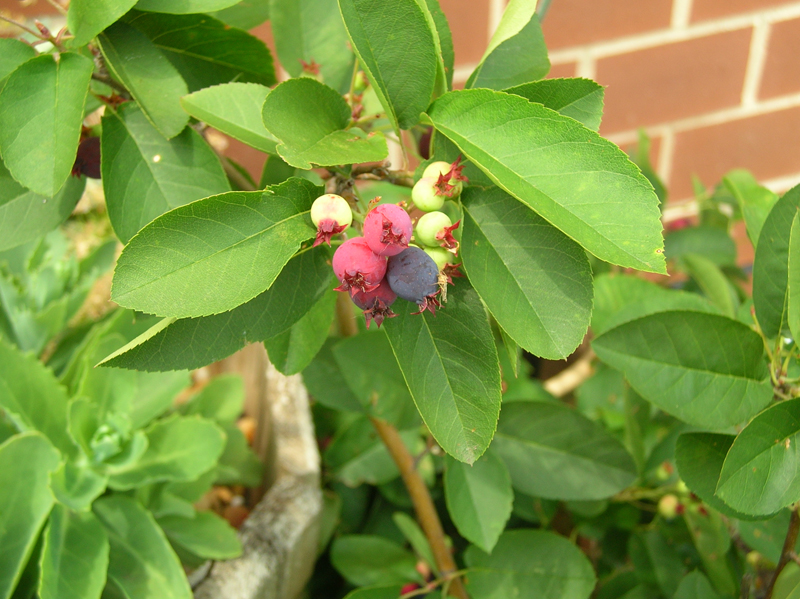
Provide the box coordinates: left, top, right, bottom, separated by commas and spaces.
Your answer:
386, 247, 441, 315
411, 177, 445, 212
332, 238, 387, 297
310, 194, 353, 247
422, 157, 468, 198
363, 203, 412, 257
352, 278, 397, 329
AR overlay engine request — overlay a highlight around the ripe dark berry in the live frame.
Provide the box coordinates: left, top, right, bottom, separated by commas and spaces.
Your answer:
310, 194, 353, 247
71, 136, 101, 179
332, 238, 387, 297
363, 203, 412, 257
352, 277, 397, 329
386, 247, 441, 315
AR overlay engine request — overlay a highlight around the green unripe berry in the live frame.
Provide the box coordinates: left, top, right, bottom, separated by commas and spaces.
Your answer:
423, 247, 453, 271
416, 211, 452, 248
657, 494, 681, 520
411, 177, 445, 212
422, 161, 463, 198
311, 194, 352, 229
422, 161, 451, 179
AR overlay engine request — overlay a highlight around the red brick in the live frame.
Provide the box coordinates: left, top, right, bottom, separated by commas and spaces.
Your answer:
620, 134, 663, 174
596, 28, 752, 134
691, 0, 797, 22
3, 0, 59, 18
224, 136, 267, 183
547, 61, 577, 79
669, 106, 800, 199
439, 0, 490, 66
760, 18, 800, 99
542, 0, 672, 50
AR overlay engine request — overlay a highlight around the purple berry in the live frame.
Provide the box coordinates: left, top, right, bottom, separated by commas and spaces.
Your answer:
71, 136, 101, 179
352, 277, 397, 329
332, 238, 387, 297
386, 247, 441, 315
363, 203, 412, 257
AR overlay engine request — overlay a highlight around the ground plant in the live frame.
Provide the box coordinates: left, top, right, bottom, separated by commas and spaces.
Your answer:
0, 0, 799, 598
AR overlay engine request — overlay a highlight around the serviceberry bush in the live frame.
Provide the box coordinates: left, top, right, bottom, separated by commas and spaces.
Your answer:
1, 0, 800, 598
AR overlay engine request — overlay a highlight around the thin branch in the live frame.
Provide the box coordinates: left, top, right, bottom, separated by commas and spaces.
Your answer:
0, 14, 46, 40
45, 0, 68, 15
370, 417, 468, 599
90, 72, 129, 95
765, 506, 800, 599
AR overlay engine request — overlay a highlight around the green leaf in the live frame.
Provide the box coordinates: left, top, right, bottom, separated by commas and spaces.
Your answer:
391, 512, 435, 572
789, 213, 800, 345
629, 130, 667, 207
461, 186, 592, 360
332, 331, 419, 429
39, 505, 109, 599
629, 530, 686, 597
102, 245, 331, 370
0, 158, 85, 252
0, 53, 93, 197
464, 529, 596, 599
738, 510, 797, 564
67, 0, 139, 47
505, 78, 604, 131
108, 414, 226, 489
425, 89, 665, 273
127, 11, 276, 90
303, 338, 363, 413
716, 398, 800, 516
157, 511, 241, 560
135, 0, 241, 12
342, 587, 405, 599
270, 0, 354, 93
683, 507, 737, 597
325, 416, 416, 486
214, 423, 263, 487
338, 0, 438, 132
98, 22, 189, 139
681, 253, 737, 317
0, 39, 36, 86
261, 78, 387, 169
466, 0, 549, 90
330, 535, 422, 587
265, 288, 336, 375
753, 184, 800, 338
444, 450, 512, 553
178, 373, 244, 424
181, 83, 278, 154
592, 273, 717, 336
674, 571, 720, 599
0, 433, 60, 599
102, 102, 230, 243
0, 340, 76, 457
424, 0, 454, 90
724, 169, 778, 248
208, 0, 271, 28
675, 433, 768, 521
111, 177, 318, 318
383, 281, 501, 464
49, 461, 108, 512
592, 311, 772, 430
772, 562, 800, 599
664, 225, 737, 267
93, 495, 192, 599
491, 401, 637, 500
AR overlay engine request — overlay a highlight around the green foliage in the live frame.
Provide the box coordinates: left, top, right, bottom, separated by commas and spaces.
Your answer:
3, 1, 799, 597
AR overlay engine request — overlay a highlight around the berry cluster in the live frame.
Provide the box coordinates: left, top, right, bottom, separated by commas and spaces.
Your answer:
309, 158, 467, 328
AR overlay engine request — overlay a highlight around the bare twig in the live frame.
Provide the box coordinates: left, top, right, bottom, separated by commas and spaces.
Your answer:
0, 14, 45, 40
370, 417, 469, 599
542, 349, 595, 397
765, 506, 800, 599
45, 0, 68, 15
90, 72, 128, 95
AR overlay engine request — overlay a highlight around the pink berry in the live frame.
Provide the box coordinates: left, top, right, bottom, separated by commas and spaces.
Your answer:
332, 238, 387, 297
351, 277, 397, 329
363, 203, 412, 257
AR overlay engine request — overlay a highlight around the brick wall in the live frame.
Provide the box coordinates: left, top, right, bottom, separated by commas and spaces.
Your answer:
5, 0, 800, 205
446, 0, 800, 204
